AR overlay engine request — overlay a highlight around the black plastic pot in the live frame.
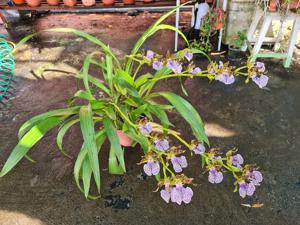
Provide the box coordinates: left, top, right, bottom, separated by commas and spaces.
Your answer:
228, 46, 244, 61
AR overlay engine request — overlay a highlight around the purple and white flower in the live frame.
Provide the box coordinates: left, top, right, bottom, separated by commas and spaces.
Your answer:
247, 170, 263, 186
192, 143, 206, 154
152, 61, 163, 71
215, 72, 235, 85
146, 50, 154, 60
191, 67, 201, 74
163, 185, 193, 205
167, 60, 182, 74
143, 160, 160, 176
256, 62, 265, 73
154, 139, 169, 152
184, 52, 193, 61
208, 168, 223, 184
252, 75, 269, 88
171, 156, 188, 173
238, 182, 256, 198
231, 154, 244, 166
139, 123, 152, 135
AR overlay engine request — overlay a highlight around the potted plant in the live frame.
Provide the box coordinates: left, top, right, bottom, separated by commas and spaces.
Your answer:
63, 0, 77, 7
123, 0, 135, 5
1, 7, 266, 204
13, 0, 26, 5
228, 30, 247, 61
26, 0, 41, 7
82, 0, 95, 6
47, 0, 60, 5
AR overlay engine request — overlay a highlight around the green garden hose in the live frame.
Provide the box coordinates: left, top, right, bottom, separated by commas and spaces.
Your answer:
0, 34, 15, 102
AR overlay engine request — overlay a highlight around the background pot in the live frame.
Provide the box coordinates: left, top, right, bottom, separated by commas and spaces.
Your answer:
143, 0, 154, 3
26, 0, 41, 7
47, 0, 60, 5
82, 0, 95, 6
116, 130, 133, 147
13, 0, 25, 5
63, 0, 77, 6
228, 46, 244, 61
102, 0, 114, 5
269, 0, 278, 12
123, 0, 135, 5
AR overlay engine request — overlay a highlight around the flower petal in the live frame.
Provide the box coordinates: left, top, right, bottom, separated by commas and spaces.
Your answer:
160, 189, 171, 203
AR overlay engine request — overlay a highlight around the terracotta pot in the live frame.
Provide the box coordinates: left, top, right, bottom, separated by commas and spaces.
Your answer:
26, 0, 41, 7
116, 130, 133, 147
269, 0, 278, 12
143, 0, 154, 3
82, 0, 95, 6
47, 0, 60, 5
63, 0, 77, 7
13, 0, 25, 5
123, 0, 135, 5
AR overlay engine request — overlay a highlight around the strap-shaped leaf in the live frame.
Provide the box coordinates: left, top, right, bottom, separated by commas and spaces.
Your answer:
18, 106, 80, 139
79, 105, 101, 192
152, 92, 209, 145
0, 116, 62, 177
103, 117, 126, 173
56, 118, 79, 158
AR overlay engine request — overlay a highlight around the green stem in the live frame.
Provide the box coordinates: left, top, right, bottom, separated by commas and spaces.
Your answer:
109, 103, 137, 128
133, 63, 143, 80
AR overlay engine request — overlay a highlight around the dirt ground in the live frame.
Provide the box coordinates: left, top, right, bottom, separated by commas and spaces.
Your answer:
0, 13, 300, 225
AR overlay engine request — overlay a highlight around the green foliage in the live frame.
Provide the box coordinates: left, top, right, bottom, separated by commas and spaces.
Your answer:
0, 5, 208, 199
230, 30, 247, 49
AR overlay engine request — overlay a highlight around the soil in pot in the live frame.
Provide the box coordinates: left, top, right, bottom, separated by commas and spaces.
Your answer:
63, 0, 77, 6
47, 0, 60, 5
123, 0, 135, 5
82, 0, 95, 6
116, 130, 133, 147
26, 0, 41, 7
228, 46, 245, 61
13, 0, 25, 5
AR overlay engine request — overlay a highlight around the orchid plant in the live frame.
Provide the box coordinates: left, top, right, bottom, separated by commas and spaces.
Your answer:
0, 6, 267, 205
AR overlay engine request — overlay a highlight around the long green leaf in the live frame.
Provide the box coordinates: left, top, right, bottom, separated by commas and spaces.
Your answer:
152, 92, 209, 145
79, 105, 101, 192
18, 106, 80, 139
103, 118, 126, 173
0, 117, 62, 177
56, 118, 79, 157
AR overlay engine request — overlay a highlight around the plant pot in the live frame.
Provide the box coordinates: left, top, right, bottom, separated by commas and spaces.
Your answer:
47, 0, 60, 5
123, 0, 135, 5
228, 46, 244, 61
269, 0, 278, 12
117, 130, 133, 147
63, 0, 77, 6
13, 0, 25, 5
143, 0, 154, 3
26, 0, 41, 7
82, 0, 95, 6
102, 0, 114, 5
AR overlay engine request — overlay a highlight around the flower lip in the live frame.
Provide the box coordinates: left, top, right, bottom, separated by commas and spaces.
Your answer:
167, 60, 182, 74
191, 67, 201, 75
192, 143, 205, 154
231, 154, 244, 166
252, 74, 269, 88
255, 62, 265, 73
208, 167, 223, 184
154, 138, 169, 152
152, 60, 163, 71
143, 160, 160, 176
146, 50, 154, 59
171, 155, 188, 173
184, 52, 193, 61
215, 72, 235, 85
238, 181, 256, 198
139, 122, 153, 135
